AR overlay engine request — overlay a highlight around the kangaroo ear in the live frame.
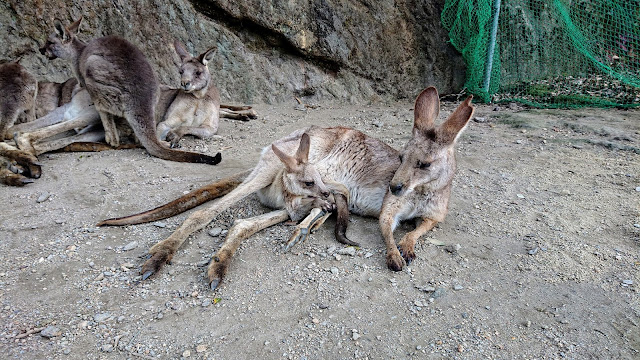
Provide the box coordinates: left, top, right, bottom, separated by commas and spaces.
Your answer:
295, 133, 310, 165
438, 95, 474, 144
54, 19, 65, 38
174, 40, 191, 63
199, 47, 216, 66
66, 17, 82, 36
413, 87, 440, 133
272, 144, 297, 171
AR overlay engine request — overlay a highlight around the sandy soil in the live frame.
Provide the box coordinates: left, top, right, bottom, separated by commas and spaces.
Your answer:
0, 99, 639, 359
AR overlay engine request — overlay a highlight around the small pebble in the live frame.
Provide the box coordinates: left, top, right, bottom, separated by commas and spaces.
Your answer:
372, 120, 384, 127
123, 241, 138, 251
36, 192, 50, 203
101, 344, 113, 353
364, 252, 373, 258
528, 247, 539, 255
337, 247, 356, 256
634, 186, 640, 192
94, 313, 111, 322
202, 299, 212, 307
622, 279, 633, 286
182, 350, 191, 358
40, 326, 61, 338
453, 284, 464, 291
153, 221, 167, 228
334, 254, 342, 261
196, 344, 207, 353
330, 267, 339, 275
516, 193, 525, 199
473, 117, 486, 123
208, 227, 223, 237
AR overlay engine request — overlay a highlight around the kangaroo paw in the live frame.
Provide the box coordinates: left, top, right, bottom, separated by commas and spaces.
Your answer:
140, 251, 172, 280
207, 255, 230, 291
336, 235, 359, 247
386, 249, 406, 272
397, 243, 416, 264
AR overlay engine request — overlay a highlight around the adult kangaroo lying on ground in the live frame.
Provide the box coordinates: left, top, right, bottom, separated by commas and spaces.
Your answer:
99, 87, 474, 288
39, 18, 221, 164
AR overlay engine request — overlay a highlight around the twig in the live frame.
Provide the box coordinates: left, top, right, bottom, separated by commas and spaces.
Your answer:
15, 326, 46, 339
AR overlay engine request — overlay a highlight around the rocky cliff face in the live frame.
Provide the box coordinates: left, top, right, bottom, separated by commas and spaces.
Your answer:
1, 0, 465, 104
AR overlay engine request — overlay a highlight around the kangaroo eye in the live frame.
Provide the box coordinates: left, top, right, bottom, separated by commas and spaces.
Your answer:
196, 71, 202, 76
179, 69, 184, 74
303, 181, 314, 187
417, 161, 431, 169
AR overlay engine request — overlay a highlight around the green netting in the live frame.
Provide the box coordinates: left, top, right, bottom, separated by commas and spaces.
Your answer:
442, 0, 640, 108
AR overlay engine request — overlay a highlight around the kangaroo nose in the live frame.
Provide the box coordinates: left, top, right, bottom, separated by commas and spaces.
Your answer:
390, 183, 403, 196
321, 190, 330, 198
181, 81, 191, 89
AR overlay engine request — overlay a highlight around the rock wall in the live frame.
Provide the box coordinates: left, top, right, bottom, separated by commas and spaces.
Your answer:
0, 0, 465, 104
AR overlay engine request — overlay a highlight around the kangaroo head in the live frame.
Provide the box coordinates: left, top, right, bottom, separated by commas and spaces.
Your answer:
173, 40, 215, 94
389, 87, 474, 197
272, 133, 330, 201
40, 18, 82, 60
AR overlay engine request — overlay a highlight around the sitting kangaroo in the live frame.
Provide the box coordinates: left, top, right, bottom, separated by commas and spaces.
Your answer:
155, 41, 221, 147
98, 87, 474, 288
39, 18, 221, 164
0, 61, 37, 140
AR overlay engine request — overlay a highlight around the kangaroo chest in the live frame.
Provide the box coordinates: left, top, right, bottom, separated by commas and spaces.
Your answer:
165, 94, 213, 127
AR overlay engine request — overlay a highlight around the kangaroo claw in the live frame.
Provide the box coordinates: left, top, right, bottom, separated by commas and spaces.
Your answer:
142, 270, 154, 281
284, 227, 308, 252
397, 244, 416, 264
140, 252, 171, 279
209, 278, 220, 291
386, 249, 405, 272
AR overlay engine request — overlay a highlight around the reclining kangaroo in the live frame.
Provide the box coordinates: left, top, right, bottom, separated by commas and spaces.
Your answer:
39, 18, 221, 164
99, 87, 474, 288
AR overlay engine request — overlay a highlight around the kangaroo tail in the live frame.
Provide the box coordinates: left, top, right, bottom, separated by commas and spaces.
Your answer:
144, 140, 222, 165
97, 170, 250, 226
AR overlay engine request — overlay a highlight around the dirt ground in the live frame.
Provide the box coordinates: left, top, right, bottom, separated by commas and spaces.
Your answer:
0, 99, 638, 359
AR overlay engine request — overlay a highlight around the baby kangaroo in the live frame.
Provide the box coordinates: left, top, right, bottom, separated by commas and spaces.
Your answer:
40, 18, 221, 164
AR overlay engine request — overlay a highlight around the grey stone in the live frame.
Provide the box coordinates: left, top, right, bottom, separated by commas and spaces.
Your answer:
36, 192, 50, 203
40, 325, 61, 338
123, 241, 138, 251
337, 247, 356, 256
153, 222, 167, 228
208, 227, 223, 237
94, 312, 111, 323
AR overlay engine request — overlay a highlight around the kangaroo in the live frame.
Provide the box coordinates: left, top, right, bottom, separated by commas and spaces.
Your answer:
35, 78, 78, 118
0, 61, 37, 140
155, 40, 220, 147
39, 18, 221, 164
98, 87, 473, 288
0, 142, 41, 186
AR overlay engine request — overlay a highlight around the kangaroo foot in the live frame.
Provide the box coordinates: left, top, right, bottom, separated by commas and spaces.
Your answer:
0, 169, 35, 186
397, 240, 416, 264
386, 248, 406, 272
207, 253, 231, 291
2, 145, 41, 179
284, 209, 327, 252
13, 132, 37, 156
140, 250, 173, 280
166, 131, 181, 148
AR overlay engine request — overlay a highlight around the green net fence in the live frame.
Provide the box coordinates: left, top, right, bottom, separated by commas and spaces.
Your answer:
441, 0, 640, 108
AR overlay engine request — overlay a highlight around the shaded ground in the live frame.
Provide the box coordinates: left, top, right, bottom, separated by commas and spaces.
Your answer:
0, 100, 639, 359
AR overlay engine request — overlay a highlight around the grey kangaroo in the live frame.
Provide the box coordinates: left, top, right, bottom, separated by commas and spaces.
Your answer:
39, 18, 221, 164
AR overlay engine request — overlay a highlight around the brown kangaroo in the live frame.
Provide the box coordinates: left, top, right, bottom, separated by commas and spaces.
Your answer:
98, 87, 474, 288
39, 18, 221, 164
